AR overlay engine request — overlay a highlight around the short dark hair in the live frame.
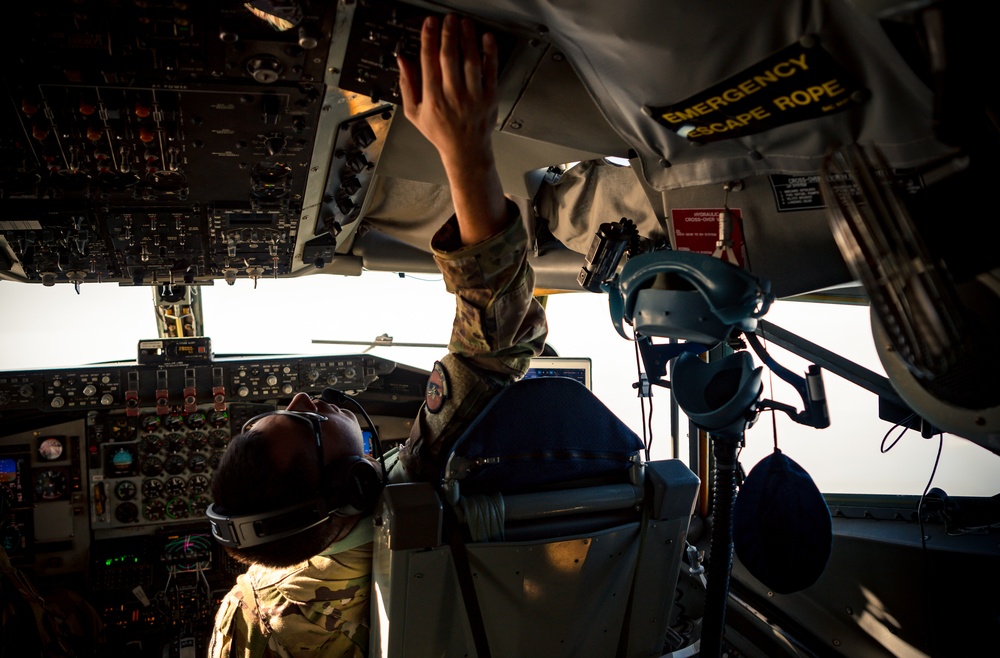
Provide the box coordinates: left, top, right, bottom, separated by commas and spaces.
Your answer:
210, 428, 343, 568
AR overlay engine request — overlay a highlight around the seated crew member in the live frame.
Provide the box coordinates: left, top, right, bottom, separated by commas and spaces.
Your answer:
207, 13, 547, 658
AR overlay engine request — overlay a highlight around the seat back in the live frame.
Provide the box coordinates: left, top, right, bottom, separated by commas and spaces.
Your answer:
371, 377, 699, 658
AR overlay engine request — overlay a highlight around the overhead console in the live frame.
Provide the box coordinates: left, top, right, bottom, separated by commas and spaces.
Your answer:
0, 0, 553, 288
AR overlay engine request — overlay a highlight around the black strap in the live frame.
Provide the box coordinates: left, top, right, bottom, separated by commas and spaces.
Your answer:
443, 505, 492, 658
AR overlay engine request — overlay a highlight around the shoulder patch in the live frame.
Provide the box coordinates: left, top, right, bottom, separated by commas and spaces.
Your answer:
425, 361, 450, 414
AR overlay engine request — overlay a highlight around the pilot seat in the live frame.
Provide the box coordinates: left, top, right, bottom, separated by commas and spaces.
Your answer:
370, 376, 699, 658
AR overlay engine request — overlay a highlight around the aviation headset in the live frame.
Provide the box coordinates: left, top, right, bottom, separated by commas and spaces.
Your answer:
206, 388, 385, 549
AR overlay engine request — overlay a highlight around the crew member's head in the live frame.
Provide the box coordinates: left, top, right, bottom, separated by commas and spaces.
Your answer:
210, 392, 374, 567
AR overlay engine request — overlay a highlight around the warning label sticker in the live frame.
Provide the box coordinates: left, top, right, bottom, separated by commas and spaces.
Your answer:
672, 208, 746, 267
647, 38, 862, 144
769, 174, 826, 212
769, 170, 924, 212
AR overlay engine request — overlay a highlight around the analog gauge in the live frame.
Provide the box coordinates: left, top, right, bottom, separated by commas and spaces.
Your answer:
185, 412, 208, 429
190, 495, 210, 516
109, 417, 136, 441
140, 435, 164, 455
110, 447, 136, 474
114, 502, 139, 523
208, 430, 229, 448
187, 432, 207, 451
143, 500, 166, 521
115, 480, 137, 501
187, 432, 208, 450
34, 469, 68, 500
164, 476, 186, 497
37, 437, 64, 461
163, 414, 185, 431
141, 415, 162, 432
188, 453, 208, 474
208, 410, 229, 428
165, 498, 189, 519
142, 478, 164, 499
164, 454, 186, 475
209, 450, 225, 469
140, 456, 163, 477
187, 474, 209, 495
166, 433, 186, 453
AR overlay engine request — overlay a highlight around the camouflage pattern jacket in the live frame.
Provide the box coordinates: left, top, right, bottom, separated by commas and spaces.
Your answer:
0, 547, 78, 658
208, 520, 373, 658
397, 203, 549, 481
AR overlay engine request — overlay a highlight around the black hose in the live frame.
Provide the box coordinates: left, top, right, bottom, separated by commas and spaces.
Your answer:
700, 436, 740, 658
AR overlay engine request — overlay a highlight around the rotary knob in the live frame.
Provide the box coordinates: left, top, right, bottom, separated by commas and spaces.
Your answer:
266, 375, 278, 386
248, 55, 282, 84
51, 396, 65, 409
238, 386, 249, 397
83, 384, 97, 397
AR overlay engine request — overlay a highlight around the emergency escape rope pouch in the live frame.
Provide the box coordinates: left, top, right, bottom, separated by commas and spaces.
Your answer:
733, 449, 832, 594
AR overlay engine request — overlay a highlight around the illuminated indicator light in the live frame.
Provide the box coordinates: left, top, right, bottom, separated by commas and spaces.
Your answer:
139, 129, 155, 143
135, 104, 151, 118
79, 102, 96, 116
22, 100, 39, 115
87, 127, 103, 141
32, 125, 49, 141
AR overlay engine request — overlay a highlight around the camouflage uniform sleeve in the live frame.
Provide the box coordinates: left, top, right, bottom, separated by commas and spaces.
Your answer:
210, 536, 372, 658
0, 547, 78, 658
397, 202, 548, 481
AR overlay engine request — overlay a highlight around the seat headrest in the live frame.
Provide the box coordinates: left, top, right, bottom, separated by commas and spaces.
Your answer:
442, 377, 643, 495
609, 250, 773, 346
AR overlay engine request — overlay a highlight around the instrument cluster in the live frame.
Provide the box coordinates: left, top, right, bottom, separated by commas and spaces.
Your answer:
90, 406, 232, 531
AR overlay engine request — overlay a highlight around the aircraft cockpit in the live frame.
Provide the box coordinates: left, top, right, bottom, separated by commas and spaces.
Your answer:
2, 1, 998, 657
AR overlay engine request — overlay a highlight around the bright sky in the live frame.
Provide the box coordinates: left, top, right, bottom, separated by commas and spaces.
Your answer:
1, 273, 997, 497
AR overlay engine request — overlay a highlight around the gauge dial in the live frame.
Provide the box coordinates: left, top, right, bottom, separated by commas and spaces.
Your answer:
165, 498, 189, 519
115, 480, 137, 501
209, 450, 225, 469
208, 411, 229, 428
164, 476, 186, 497
34, 469, 68, 500
188, 453, 208, 473
141, 415, 162, 432
110, 447, 136, 474
115, 502, 139, 523
185, 412, 207, 429
140, 456, 163, 477
164, 454, 186, 475
190, 495, 210, 516
142, 478, 164, 499
109, 417, 136, 441
38, 437, 64, 461
187, 474, 209, 495
208, 430, 229, 448
144, 500, 166, 521
163, 414, 185, 431
166, 433, 186, 453
187, 432, 207, 451
140, 435, 164, 455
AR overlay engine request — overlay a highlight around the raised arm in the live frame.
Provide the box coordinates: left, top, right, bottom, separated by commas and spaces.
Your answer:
397, 14, 507, 245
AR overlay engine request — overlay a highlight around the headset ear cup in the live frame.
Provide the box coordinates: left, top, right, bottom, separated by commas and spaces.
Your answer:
324, 456, 383, 514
